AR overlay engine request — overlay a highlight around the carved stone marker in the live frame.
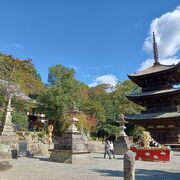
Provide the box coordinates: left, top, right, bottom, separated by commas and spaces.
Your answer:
124, 150, 135, 180
18, 141, 27, 157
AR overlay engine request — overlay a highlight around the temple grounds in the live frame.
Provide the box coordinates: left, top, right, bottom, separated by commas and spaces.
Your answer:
0, 153, 180, 180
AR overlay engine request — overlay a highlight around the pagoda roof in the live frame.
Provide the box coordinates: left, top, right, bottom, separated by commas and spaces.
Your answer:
128, 62, 180, 87
128, 33, 180, 85
128, 62, 180, 78
127, 88, 180, 98
125, 111, 180, 120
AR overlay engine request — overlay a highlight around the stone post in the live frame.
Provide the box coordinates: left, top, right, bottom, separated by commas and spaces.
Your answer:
124, 150, 135, 180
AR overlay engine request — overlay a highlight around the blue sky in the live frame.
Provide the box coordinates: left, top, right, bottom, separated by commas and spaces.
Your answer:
0, 0, 180, 86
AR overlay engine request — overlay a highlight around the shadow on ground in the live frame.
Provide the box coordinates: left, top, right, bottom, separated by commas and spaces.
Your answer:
93, 157, 123, 160
92, 169, 123, 177
0, 161, 12, 172
28, 156, 49, 162
136, 169, 180, 180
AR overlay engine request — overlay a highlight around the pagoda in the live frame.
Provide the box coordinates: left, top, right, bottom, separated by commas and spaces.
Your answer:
126, 32, 180, 145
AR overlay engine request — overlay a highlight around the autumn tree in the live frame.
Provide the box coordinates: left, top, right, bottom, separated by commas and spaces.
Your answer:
0, 54, 45, 95
0, 53, 45, 130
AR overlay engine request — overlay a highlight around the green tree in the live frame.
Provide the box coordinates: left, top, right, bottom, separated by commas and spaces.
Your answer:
48, 64, 75, 86
38, 65, 85, 134
129, 125, 145, 142
112, 80, 143, 115
83, 100, 106, 123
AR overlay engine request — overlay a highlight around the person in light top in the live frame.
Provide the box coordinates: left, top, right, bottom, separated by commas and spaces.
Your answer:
109, 140, 115, 159
104, 140, 112, 159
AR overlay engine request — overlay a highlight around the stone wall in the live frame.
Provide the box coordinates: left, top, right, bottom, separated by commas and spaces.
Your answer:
88, 141, 104, 153
0, 132, 52, 159
27, 141, 52, 156
0, 134, 106, 158
24, 133, 52, 156
0, 135, 19, 159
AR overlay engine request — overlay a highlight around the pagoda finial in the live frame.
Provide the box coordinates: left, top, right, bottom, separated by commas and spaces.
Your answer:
153, 32, 160, 66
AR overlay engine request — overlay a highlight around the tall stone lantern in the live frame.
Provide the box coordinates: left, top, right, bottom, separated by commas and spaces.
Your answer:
114, 114, 130, 155
66, 103, 80, 133
0, 80, 30, 159
118, 114, 127, 137
1, 94, 15, 136
49, 103, 91, 164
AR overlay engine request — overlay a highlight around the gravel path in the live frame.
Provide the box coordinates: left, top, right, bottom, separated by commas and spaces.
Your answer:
0, 153, 180, 180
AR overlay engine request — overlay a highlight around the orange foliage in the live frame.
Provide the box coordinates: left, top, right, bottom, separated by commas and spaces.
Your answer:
87, 113, 97, 132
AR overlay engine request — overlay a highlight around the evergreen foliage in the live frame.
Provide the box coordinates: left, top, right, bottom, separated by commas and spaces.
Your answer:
12, 112, 28, 130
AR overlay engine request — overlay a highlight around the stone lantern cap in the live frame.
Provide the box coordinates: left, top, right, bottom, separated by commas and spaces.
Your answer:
68, 102, 81, 115
117, 114, 127, 137
66, 103, 81, 133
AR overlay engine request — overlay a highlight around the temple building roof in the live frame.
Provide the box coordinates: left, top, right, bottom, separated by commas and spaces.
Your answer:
128, 62, 180, 88
127, 88, 180, 98
128, 63, 178, 77
125, 111, 180, 120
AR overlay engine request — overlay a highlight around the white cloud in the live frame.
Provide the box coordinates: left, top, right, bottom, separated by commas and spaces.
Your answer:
89, 74, 118, 87
140, 6, 180, 70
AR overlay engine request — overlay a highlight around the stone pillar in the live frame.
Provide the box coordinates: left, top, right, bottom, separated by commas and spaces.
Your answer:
124, 150, 135, 180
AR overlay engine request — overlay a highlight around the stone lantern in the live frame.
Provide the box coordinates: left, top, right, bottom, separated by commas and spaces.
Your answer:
118, 114, 127, 137
66, 103, 80, 133
114, 114, 130, 155
49, 102, 91, 163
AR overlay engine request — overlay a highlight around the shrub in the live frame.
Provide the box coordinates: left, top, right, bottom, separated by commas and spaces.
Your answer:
130, 125, 145, 142
12, 112, 28, 130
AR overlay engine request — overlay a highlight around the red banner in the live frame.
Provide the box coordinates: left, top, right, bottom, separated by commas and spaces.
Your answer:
130, 147, 171, 162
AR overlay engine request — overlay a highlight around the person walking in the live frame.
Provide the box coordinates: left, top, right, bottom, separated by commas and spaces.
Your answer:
109, 140, 115, 158
104, 140, 112, 159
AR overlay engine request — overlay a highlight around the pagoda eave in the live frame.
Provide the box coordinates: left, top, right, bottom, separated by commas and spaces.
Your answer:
128, 62, 180, 86
126, 88, 180, 99
125, 112, 180, 121
128, 62, 180, 78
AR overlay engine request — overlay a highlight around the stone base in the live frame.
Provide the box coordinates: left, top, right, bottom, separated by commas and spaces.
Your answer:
114, 136, 129, 155
1, 122, 16, 136
0, 135, 19, 159
49, 149, 92, 164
